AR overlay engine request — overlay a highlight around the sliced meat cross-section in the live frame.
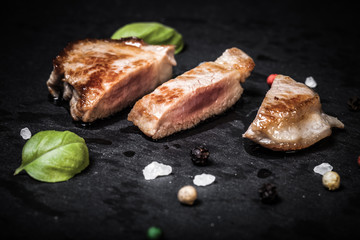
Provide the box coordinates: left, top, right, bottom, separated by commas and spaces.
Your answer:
128, 47, 255, 139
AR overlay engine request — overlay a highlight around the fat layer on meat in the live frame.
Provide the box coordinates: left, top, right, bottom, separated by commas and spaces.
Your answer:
128, 47, 255, 139
243, 75, 344, 151
47, 38, 176, 122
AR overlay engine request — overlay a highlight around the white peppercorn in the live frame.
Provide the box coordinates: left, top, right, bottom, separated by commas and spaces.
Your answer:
177, 185, 197, 205
322, 171, 340, 190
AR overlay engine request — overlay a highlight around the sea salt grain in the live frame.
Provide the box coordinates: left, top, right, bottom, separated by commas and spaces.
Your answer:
193, 173, 216, 186
305, 76, 317, 88
142, 161, 172, 180
313, 163, 333, 175
20, 127, 31, 140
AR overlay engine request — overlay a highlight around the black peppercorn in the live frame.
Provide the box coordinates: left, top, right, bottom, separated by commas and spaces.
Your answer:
258, 183, 279, 204
190, 146, 210, 166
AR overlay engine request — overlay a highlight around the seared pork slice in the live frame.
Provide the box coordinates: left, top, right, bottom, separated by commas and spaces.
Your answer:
243, 75, 344, 151
128, 48, 255, 139
47, 38, 176, 122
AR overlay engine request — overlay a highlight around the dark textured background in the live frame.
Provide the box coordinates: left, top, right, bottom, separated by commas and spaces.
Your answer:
1, 1, 360, 239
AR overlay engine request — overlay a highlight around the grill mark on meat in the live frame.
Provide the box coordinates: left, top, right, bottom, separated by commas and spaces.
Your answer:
150, 86, 185, 104
259, 95, 320, 127
47, 38, 176, 122
243, 75, 344, 151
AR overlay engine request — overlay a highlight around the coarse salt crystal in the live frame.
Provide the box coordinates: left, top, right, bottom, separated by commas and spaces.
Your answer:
193, 173, 216, 186
305, 76, 317, 88
313, 163, 333, 175
142, 161, 172, 180
20, 127, 31, 140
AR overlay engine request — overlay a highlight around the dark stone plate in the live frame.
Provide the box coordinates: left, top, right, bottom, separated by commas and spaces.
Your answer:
1, 1, 359, 239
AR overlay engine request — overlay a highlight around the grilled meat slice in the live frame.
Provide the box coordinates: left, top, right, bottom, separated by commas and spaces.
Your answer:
128, 48, 255, 139
47, 38, 176, 122
243, 75, 344, 151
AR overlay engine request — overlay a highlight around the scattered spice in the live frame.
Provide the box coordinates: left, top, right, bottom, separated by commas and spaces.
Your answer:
357, 156, 360, 167
347, 96, 360, 111
190, 146, 210, 166
147, 226, 162, 240
177, 185, 197, 205
193, 173, 216, 186
258, 183, 279, 204
142, 161, 172, 180
313, 163, 333, 175
322, 171, 340, 191
305, 76, 317, 88
20, 127, 32, 140
267, 74, 277, 86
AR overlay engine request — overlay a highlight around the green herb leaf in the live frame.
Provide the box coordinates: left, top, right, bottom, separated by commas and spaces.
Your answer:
111, 22, 184, 54
14, 130, 89, 183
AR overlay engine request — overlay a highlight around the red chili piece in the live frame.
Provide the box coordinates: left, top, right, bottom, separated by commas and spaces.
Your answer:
267, 74, 277, 86
357, 156, 360, 166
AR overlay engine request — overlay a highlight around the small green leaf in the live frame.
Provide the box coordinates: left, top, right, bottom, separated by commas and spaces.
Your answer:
14, 130, 89, 183
111, 22, 184, 54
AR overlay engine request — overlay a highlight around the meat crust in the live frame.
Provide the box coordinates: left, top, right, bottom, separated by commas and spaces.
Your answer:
243, 75, 344, 151
128, 47, 255, 139
47, 38, 176, 122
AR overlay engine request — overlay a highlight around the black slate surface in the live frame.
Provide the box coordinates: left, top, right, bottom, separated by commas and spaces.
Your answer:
1, 1, 360, 239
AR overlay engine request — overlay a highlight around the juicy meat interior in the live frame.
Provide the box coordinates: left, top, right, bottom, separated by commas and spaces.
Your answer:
47, 38, 176, 122
243, 75, 344, 151
128, 47, 255, 139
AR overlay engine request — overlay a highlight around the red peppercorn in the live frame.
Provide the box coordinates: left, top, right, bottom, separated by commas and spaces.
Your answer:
357, 156, 360, 166
267, 74, 277, 86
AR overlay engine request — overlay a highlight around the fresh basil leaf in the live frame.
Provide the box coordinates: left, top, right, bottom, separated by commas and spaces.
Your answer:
111, 22, 184, 54
14, 130, 89, 183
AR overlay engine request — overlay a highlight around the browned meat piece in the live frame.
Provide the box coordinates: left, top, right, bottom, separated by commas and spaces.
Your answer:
243, 75, 344, 151
128, 48, 255, 139
47, 38, 176, 122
